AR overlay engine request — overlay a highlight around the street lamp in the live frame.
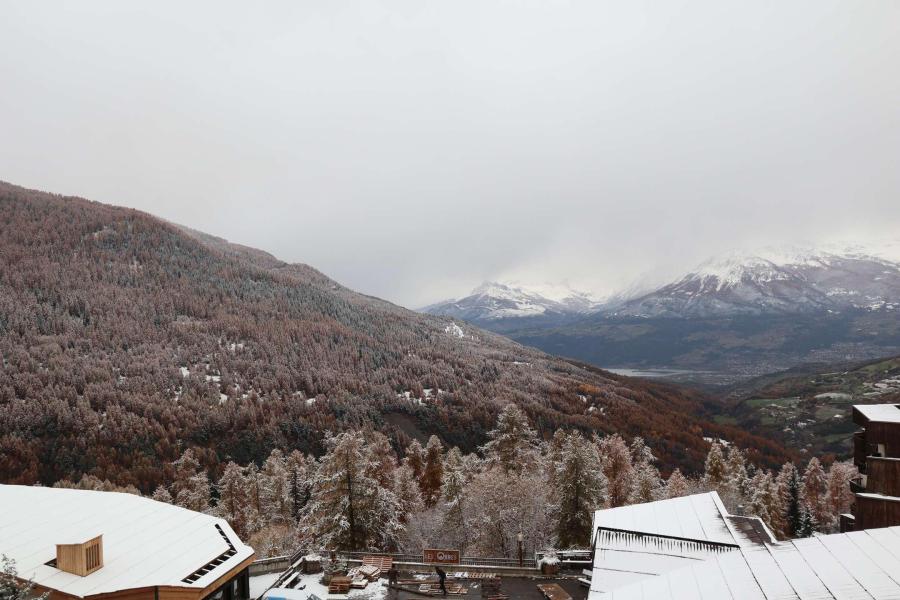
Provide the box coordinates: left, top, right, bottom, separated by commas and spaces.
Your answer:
517, 531, 524, 567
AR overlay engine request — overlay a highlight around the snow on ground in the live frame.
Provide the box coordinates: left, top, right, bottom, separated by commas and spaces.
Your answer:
180, 366, 190, 377
444, 323, 465, 338
249, 573, 280, 599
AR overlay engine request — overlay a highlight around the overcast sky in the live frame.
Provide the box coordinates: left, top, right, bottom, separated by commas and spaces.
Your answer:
2, 1, 899, 307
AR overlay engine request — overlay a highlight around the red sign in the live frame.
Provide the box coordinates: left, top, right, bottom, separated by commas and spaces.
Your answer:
423, 548, 460, 564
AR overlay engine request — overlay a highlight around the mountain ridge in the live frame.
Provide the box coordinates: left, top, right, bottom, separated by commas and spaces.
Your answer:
0, 180, 786, 490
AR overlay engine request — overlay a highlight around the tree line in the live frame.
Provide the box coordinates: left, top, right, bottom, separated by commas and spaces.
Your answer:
54, 404, 855, 557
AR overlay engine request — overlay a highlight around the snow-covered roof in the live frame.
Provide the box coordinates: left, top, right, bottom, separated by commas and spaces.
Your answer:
854, 403, 900, 424
591, 492, 774, 548
0, 485, 254, 598
589, 492, 777, 597
595, 526, 900, 599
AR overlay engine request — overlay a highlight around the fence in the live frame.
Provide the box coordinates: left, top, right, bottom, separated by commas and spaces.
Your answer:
335, 551, 537, 569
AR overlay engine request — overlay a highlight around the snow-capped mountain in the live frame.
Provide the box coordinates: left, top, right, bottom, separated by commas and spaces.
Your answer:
611, 243, 900, 318
422, 281, 602, 323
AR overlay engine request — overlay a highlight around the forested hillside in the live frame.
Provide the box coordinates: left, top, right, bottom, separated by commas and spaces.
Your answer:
0, 182, 787, 491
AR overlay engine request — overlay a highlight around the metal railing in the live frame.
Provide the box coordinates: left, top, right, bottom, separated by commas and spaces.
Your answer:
336, 551, 537, 569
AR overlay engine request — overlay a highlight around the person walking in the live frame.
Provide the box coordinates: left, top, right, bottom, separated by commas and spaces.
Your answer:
435, 566, 447, 596
387, 566, 399, 597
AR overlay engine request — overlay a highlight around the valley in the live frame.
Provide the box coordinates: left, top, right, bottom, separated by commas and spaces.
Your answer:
720, 355, 900, 457
425, 245, 900, 385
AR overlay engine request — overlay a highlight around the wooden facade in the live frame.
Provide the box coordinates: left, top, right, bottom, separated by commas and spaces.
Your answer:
853, 495, 900, 530
845, 404, 900, 532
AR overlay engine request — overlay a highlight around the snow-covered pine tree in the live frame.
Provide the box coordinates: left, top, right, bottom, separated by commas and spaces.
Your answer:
368, 431, 398, 488
480, 403, 538, 475
299, 431, 402, 551
596, 434, 633, 507
260, 449, 291, 524
825, 461, 857, 524
171, 448, 202, 502
664, 469, 690, 499
245, 462, 263, 533
775, 463, 801, 537
701, 442, 727, 493
287, 450, 312, 521
795, 504, 816, 538
151, 485, 173, 504
725, 446, 749, 499
393, 463, 424, 521
421, 435, 444, 507
747, 471, 781, 536
441, 447, 469, 552
176, 472, 211, 513
217, 461, 251, 537
628, 436, 661, 504
801, 457, 830, 531
403, 439, 426, 480
629, 462, 662, 504
556, 431, 608, 548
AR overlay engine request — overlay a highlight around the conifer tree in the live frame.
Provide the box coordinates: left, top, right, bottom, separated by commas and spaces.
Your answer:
480, 403, 538, 475
369, 431, 398, 488
664, 469, 690, 499
217, 461, 250, 537
404, 439, 426, 480
725, 447, 749, 498
795, 504, 815, 538
171, 448, 201, 501
441, 447, 469, 552
421, 435, 444, 507
628, 436, 661, 504
393, 463, 424, 521
747, 471, 781, 536
260, 449, 291, 523
287, 450, 312, 522
245, 462, 263, 533
151, 485, 173, 504
597, 434, 633, 507
176, 472, 211, 513
299, 431, 402, 551
556, 432, 608, 548
701, 442, 728, 492
825, 461, 857, 523
776, 463, 801, 537
801, 457, 829, 531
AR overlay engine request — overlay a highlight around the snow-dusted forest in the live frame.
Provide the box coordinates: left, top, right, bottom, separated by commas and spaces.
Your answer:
54, 405, 857, 558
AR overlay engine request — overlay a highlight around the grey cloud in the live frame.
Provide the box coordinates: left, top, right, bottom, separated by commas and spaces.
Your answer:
1, 0, 898, 307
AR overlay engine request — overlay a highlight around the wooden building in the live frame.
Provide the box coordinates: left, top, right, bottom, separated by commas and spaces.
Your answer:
0, 485, 255, 600
845, 403, 900, 531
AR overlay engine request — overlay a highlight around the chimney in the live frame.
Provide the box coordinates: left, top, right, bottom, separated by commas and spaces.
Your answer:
56, 535, 103, 576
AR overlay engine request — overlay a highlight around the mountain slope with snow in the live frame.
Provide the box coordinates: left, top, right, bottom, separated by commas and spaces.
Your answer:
423, 281, 602, 323
432, 243, 900, 383
612, 244, 900, 318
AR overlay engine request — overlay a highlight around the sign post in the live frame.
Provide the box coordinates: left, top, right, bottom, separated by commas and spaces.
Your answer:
423, 549, 460, 564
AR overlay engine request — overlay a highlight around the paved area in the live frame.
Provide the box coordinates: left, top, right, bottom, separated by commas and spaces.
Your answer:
387, 575, 587, 600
